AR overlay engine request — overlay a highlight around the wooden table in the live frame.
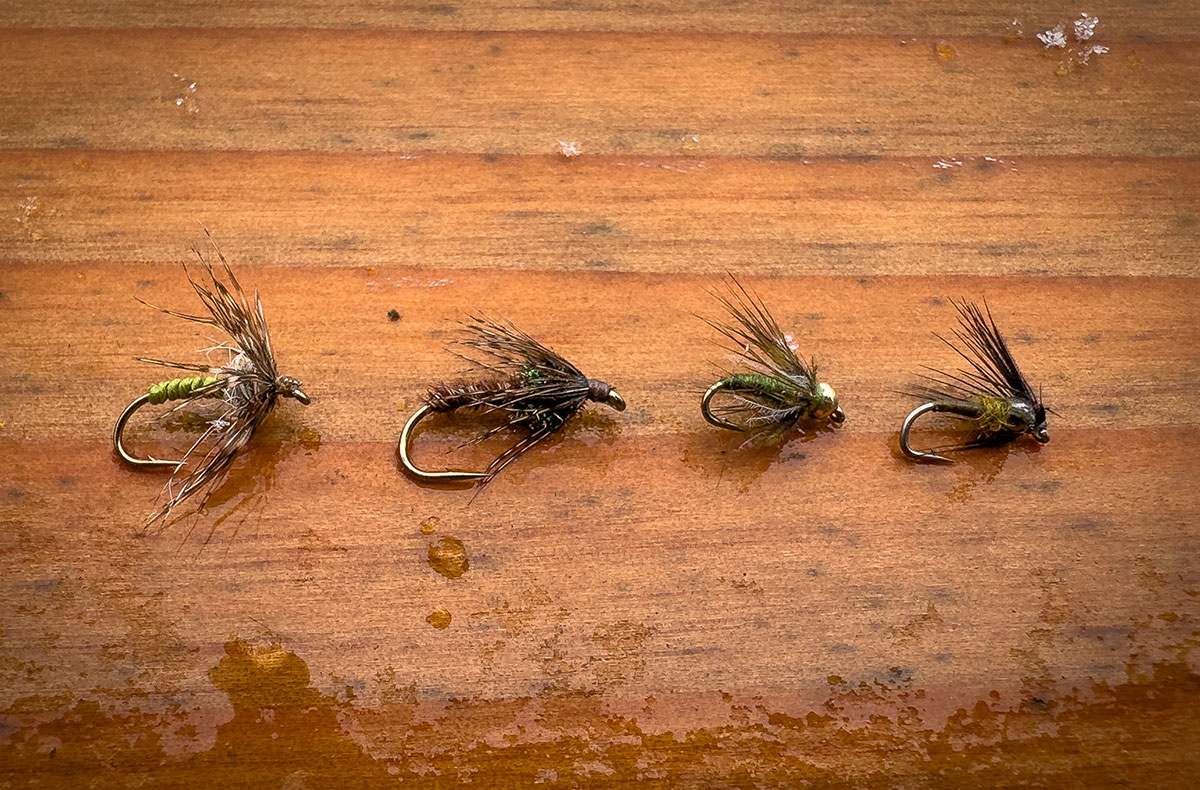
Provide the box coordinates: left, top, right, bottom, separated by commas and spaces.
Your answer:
2, 2, 1198, 786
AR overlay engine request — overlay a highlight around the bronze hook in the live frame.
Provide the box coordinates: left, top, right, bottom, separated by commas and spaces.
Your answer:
113, 393, 185, 469
700, 380, 745, 432
397, 404, 489, 483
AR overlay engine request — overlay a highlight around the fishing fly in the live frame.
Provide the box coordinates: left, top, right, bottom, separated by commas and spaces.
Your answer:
398, 316, 626, 485
700, 277, 844, 441
900, 299, 1049, 462
113, 235, 310, 527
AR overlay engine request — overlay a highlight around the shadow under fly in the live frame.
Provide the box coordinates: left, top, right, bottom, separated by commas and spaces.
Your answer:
900, 298, 1050, 463
112, 232, 311, 530
398, 316, 625, 488
700, 276, 845, 446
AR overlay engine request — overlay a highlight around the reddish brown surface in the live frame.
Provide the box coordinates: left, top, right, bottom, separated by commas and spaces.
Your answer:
1, 2, 1198, 787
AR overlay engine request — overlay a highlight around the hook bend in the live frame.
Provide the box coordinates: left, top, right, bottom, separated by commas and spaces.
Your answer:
899, 401, 955, 463
398, 404, 490, 483
113, 393, 185, 469
700, 380, 746, 432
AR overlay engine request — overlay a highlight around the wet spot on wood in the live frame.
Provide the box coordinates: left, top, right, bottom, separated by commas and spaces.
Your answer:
575, 221, 617, 236
427, 536, 468, 579
426, 609, 452, 629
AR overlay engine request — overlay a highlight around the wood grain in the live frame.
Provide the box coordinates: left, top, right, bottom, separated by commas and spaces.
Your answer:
1, 1, 1198, 786
1, 30, 1196, 156
2, 0, 1198, 37
3, 152, 1199, 276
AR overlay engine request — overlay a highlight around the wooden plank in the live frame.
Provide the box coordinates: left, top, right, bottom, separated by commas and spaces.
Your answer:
1, 431, 1198, 782
2, 1, 1199, 783
0, 31, 1195, 156
1, 266, 1197, 441
3, 152, 1198, 276
1, 0, 1198, 38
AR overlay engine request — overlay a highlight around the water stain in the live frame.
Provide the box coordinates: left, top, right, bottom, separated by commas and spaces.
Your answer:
419, 515, 440, 535
891, 603, 945, 645
427, 536, 469, 579
426, 609, 452, 630
682, 422, 838, 493
127, 416, 320, 546
3, 631, 1198, 787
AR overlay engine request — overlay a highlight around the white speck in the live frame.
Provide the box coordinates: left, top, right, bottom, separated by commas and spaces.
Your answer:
1073, 13, 1099, 41
556, 140, 581, 158
1078, 43, 1109, 64
1037, 23, 1067, 48
395, 277, 453, 288
932, 158, 963, 169
13, 196, 39, 223
784, 333, 799, 351
171, 72, 200, 114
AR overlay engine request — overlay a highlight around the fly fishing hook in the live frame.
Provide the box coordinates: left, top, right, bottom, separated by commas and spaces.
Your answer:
700, 276, 844, 441
399, 316, 625, 487
900, 299, 1049, 463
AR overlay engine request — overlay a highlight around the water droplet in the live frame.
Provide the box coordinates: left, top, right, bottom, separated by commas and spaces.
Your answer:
419, 516, 439, 535
936, 41, 957, 60
427, 536, 468, 579
425, 609, 452, 629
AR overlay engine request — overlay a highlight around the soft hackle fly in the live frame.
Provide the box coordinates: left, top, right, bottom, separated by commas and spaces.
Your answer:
900, 299, 1049, 462
112, 236, 310, 527
700, 277, 845, 441
398, 316, 625, 485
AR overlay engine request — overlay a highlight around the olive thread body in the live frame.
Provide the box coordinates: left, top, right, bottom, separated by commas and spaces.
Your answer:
147, 375, 220, 405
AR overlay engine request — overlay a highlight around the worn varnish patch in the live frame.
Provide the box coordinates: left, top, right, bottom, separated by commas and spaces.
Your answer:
1, 637, 1197, 786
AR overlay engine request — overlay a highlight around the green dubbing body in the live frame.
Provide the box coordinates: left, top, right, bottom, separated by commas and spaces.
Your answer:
147, 375, 220, 405
721, 373, 792, 396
